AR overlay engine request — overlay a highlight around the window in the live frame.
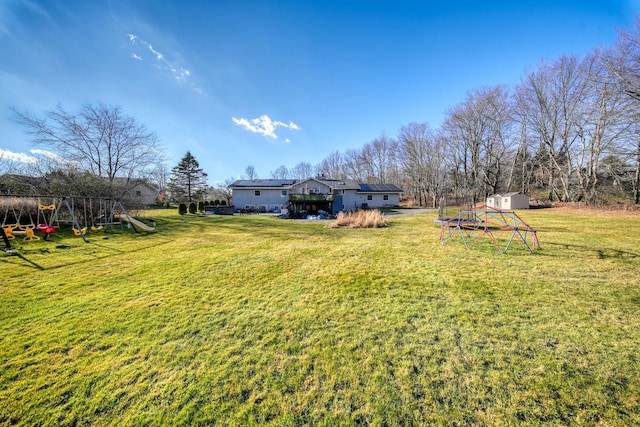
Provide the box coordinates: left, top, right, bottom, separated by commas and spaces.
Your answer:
367, 195, 373, 201
136, 191, 141, 197
281, 190, 287, 197
383, 195, 388, 201
255, 190, 261, 196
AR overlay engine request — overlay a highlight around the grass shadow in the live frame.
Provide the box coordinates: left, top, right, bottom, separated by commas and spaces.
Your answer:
1, 251, 46, 270
544, 241, 639, 260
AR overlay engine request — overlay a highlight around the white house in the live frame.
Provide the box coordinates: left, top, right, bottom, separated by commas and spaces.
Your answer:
228, 178, 403, 214
227, 179, 295, 213
486, 192, 530, 209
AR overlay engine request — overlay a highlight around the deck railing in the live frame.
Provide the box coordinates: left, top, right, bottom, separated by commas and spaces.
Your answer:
288, 194, 332, 202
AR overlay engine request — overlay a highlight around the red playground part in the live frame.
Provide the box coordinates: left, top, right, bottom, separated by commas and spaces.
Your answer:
440, 205, 540, 254
37, 224, 59, 235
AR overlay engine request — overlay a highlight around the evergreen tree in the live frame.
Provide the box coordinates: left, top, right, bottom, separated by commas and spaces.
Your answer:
168, 151, 208, 202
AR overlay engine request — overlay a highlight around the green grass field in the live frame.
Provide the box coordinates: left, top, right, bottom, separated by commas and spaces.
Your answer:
1, 208, 639, 425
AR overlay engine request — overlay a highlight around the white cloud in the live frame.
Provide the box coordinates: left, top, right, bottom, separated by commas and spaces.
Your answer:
30, 149, 67, 163
232, 115, 301, 140
0, 148, 38, 163
126, 33, 195, 86
148, 44, 163, 60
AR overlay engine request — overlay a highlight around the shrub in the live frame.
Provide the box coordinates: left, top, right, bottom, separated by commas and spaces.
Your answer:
326, 209, 388, 228
213, 200, 220, 206
220, 200, 227, 206
188, 202, 197, 214
198, 201, 205, 212
178, 203, 187, 215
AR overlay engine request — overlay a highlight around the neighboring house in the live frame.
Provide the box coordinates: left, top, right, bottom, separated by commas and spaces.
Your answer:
228, 177, 403, 214
0, 174, 158, 206
125, 180, 158, 206
486, 192, 530, 209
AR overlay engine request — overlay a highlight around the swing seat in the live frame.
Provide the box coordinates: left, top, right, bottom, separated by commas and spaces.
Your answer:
37, 224, 59, 234
23, 227, 40, 241
91, 225, 103, 231
2, 226, 15, 240
38, 204, 56, 211
73, 227, 88, 236
11, 224, 35, 235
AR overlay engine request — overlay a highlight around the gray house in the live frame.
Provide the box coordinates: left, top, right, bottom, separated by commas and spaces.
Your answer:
228, 178, 403, 214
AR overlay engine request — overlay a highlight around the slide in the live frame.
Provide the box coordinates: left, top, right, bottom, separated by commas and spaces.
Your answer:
114, 214, 155, 232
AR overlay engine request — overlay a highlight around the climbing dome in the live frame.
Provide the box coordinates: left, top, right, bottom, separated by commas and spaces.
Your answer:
440, 205, 540, 254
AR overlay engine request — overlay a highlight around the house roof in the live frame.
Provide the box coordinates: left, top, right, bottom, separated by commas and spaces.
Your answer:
228, 179, 296, 188
293, 177, 361, 190
228, 179, 403, 193
318, 178, 361, 190
358, 183, 403, 193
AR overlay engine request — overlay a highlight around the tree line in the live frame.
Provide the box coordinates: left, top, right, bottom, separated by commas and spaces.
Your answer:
4, 20, 640, 206
269, 21, 640, 206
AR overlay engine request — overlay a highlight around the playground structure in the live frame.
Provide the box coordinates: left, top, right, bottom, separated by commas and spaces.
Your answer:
1, 195, 153, 244
440, 205, 540, 254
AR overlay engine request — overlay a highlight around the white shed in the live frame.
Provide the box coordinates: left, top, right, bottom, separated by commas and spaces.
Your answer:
486, 194, 502, 208
501, 192, 530, 209
486, 193, 530, 209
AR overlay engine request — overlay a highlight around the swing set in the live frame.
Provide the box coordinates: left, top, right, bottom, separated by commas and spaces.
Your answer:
1, 195, 145, 244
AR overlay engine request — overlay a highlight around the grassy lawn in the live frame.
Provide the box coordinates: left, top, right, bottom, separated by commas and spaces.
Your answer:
1, 208, 639, 425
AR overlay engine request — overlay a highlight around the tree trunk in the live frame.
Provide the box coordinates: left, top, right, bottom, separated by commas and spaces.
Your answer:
634, 139, 640, 204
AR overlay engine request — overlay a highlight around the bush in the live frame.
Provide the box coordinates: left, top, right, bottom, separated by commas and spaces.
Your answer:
198, 201, 205, 212
220, 200, 227, 206
213, 200, 220, 206
188, 202, 197, 214
326, 209, 388, 228
178, 203, 187, 215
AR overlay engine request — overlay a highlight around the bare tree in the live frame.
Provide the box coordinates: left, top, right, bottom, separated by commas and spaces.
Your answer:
441, 86, 515, 205
354, 134, 399, 184
150, 162, 170, 193
600, 19, 640, 203
244, 165, 258, 180
398, 122, 447, 207
315, 151, 346, 179
571, 51, 633, 203
291, 162, 313, 179
13, 102, 163, 198
343, 148, 368, 183
271, 165, 289, 179
514, 56, 586, 202
212, 177, 235, 205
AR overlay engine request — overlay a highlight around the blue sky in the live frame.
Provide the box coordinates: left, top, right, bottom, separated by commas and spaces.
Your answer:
1, 0, 639, 184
